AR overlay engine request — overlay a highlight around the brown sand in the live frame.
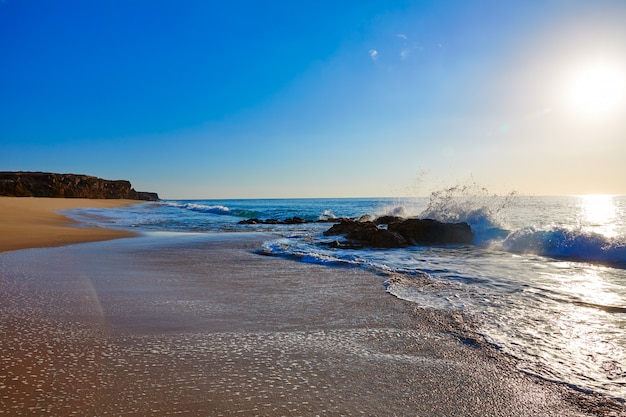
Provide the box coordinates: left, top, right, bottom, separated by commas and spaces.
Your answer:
0, 233, 623, 416
0, 197, 140, 253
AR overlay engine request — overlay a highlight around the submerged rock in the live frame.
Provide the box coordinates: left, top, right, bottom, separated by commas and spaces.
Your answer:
238, 213, 474, 248
283, 216, 306, 224
238, 216, 353, 225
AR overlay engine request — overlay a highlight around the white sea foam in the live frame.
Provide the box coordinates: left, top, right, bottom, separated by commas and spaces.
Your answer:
163, 201, 231, 215
501, 226, 626, 266
62, 193, 626, 401
318, 210, 337, 221
418, 183, 515, 230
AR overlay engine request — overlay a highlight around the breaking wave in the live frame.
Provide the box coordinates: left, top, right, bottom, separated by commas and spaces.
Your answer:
376, 183, 515, 245
417, 183, 515, 234
162, 201, 261, 219
375, 185, 626, 267
501, 227, 626, 266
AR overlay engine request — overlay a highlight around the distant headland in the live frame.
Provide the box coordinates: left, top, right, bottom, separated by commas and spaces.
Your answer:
0, 172, 159, 201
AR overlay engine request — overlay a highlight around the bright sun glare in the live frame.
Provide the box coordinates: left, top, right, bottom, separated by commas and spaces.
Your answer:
566, 62, 625, 120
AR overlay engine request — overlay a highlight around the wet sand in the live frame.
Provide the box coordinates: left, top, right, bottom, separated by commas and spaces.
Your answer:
0, 197, 139, 253
1, 232, 623, 416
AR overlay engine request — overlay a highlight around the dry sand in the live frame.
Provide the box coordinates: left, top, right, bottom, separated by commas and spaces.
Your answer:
1, 232, 623, 416
0, 197, 139, 252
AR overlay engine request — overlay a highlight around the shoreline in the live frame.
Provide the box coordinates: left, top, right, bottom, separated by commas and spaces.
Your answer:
0, 196, 141, 253
1, 232, 622, 415
0, 197, 623, 415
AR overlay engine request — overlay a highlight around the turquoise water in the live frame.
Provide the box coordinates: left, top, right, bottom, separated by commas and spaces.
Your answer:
65, 194, 626, 401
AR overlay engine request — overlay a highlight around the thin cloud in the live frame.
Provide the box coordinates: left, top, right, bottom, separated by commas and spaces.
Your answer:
397, 33, 408, 40
369, 49, 379, 61
400, 49, 409, 59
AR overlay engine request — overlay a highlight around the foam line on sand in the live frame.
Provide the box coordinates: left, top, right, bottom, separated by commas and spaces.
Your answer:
0, 232, 621, 416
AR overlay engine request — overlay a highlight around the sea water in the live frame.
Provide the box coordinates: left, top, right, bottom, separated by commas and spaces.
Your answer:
65, 192, 626, 401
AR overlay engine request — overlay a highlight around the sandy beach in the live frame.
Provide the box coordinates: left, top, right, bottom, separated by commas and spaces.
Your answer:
1, 218, 623, 416
0, 197, 139, 252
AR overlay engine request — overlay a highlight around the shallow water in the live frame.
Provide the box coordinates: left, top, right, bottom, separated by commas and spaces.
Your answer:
4, 234, 602, 416
65, 194, 626, 401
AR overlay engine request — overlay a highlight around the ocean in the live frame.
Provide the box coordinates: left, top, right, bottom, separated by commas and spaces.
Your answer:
64, 191, 626, 402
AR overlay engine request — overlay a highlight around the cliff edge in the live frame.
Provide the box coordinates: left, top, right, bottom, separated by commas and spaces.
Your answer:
0, 172, 159, 201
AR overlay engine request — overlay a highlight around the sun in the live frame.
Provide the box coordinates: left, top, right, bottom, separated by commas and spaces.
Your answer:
566, 62, 625, 120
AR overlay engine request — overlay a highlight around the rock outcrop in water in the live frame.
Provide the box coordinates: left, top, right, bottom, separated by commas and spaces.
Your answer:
324, 217, 474, 248
238, 216, 347, 225
237, 212, 474, 248
0, 172, 159, 201
388, 218, 474, 245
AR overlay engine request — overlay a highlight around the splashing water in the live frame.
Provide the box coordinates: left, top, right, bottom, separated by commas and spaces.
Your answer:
419, 182, 516, 229
374, 183, 517, 244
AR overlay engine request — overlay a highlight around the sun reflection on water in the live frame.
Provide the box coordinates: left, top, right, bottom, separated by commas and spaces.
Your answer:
549, 262, 626, 393
577, 194, 619, 238
559, 266, 623, 308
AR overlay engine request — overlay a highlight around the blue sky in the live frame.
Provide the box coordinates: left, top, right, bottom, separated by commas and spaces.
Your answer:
1, 1, 625, 198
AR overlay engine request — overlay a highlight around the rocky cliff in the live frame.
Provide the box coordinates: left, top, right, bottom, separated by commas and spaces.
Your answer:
0, 172, 159, 201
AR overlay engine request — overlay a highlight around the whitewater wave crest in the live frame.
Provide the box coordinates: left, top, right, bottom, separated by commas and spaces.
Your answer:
318, 210, 337, 221
162, 201, 260, 218
501, 227, 626, 266
164, 201, 230, 215
375, 184, 516, 245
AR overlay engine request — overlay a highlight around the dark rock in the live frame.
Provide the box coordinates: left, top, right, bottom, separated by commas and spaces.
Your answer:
345, 223, 408, 248
344, 222, 378, 241
323, 219, 370, 236
388, 218, 474, 245
374, 215, 404, 225
369, 230, 408, 248
323, 217, 474, 248
238, 217, 309, 225
283, 216, 306, 224
324, 220, 408, 248
239, 216, 358, 226
0, 172, 159, 201
137, 191, 160, 201
238, 218, 263, 224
